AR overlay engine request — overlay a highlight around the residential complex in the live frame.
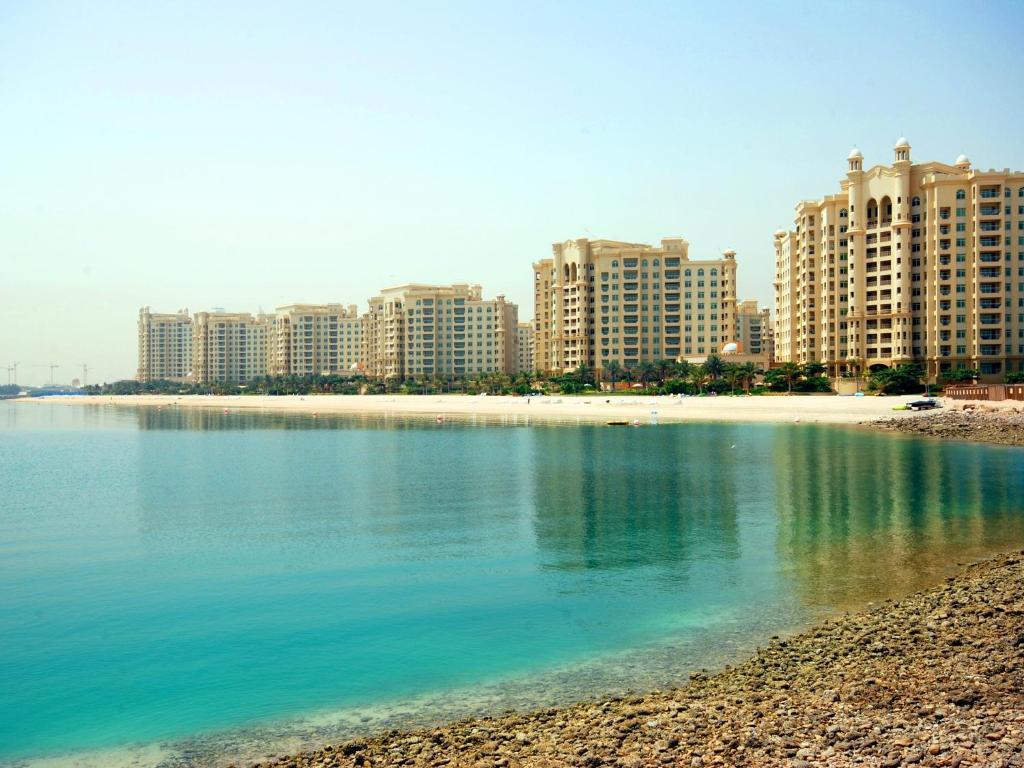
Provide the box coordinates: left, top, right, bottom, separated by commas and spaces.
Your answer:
736, 300, 774, 361
192, 311, 270, 385
533, 237, 739, 374
138, 285, 519, 384
361, 284, 517, 379
516, 322, 535, 373
269, 304, 362, 376
137, 307, 193, 382
774, 139, 1024, 381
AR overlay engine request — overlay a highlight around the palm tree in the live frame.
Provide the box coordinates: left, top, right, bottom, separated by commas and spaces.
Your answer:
603, 360, 622, 389
688, 364, 709, 394
723, 363, 743, 395
703, 353, 725, 380
636, 361, 658, 388
777, 361, 802, 393
737, 361, 760, 393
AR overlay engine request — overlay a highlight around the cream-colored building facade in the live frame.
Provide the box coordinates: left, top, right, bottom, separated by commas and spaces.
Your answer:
736, 300, 773, 361
137, 307, 193, 382
361, 284, 518, 379
534, 237, 739, 374
192, 311, 270, 384
270, 304, 362, 376
516, 322, 535, 373
774, 139, 1024, 381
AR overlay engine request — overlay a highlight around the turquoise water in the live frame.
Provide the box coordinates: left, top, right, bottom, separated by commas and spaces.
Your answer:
2, 403, 1023, 766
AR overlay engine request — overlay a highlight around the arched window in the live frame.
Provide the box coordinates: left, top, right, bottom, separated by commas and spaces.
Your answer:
641, 259, 648, 266
612, 260, 618, 267
956, 189, 966, 200
1019, 187, 1024, 197
697, 268, 705, 276
839, 208, 848, 218
653, 259, 659, 266
570, 263, 578, 282
710, 268, 718, 275
563, 264, 570, 281
912, 196, 921, 207
684, 269, 691, 276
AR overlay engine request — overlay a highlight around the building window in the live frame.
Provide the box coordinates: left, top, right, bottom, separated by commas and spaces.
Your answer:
956, 189, 966, 200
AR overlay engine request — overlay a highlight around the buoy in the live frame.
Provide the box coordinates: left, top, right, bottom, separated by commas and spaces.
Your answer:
794, 417, 800, 423
436, 414, 444, 423
223, 408, 229, 414
632, 419, 641, 427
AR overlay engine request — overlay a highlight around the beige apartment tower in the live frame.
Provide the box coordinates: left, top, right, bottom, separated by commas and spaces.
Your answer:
736, 300, 773, 361
534, 237, 739, 374
516, 322, 535, 373
270, 304, 362, 376
774, 139, 1024, 381
361, 284, 518, 379
137, 307, 193, 382
192, 311, 270, 384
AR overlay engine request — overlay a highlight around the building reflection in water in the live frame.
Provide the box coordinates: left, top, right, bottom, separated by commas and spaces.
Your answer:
529, 424, 747, 575
772, 426, 1024, 608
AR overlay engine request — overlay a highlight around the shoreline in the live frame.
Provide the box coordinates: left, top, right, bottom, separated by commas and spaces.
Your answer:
15, 393, 937, 426
260, 550, 1024, 768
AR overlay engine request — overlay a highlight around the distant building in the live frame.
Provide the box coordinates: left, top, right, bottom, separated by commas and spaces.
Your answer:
774, 139, 1024, 381
516, 322, 535, 373
736, 300, 774, 363
192, 311, 270, 384
270, 304, 362, 376
533, 237, 739, 375
137, 307, 193, 382
361, 284, 518, 379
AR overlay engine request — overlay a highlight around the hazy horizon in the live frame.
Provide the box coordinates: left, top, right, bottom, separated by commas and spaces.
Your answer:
3, 1, 1024, 385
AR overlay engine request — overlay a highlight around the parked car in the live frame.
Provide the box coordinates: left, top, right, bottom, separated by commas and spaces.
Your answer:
907, 398, 941, 411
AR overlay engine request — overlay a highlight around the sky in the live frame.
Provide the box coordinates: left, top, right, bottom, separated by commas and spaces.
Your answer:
2, 1, 1024, 385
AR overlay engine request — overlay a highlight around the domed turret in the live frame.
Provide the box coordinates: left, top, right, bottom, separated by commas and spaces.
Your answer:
848, 147, 863, 172
722, 249, 736, 260
955, 154, 971, 170
894, 137, 911, 163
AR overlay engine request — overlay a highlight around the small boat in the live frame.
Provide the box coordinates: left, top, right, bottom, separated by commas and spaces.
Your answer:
606, 420, 629, 426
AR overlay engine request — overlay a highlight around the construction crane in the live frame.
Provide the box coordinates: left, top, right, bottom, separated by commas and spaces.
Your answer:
47, 363, 59, 386
81, 363, 89, 387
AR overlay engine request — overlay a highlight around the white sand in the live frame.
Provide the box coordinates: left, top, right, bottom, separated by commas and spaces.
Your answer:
21, 393, 949, 425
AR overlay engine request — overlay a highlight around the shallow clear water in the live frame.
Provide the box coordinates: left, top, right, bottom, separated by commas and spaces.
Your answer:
1, 403, 1023, 766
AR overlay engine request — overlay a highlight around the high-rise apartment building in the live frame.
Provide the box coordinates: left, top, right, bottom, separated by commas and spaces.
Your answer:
192, 311, 270, 384
137, 307, 193, 382
533, 237, 739, 374
532, 260, 554, 374
774, 139, 1024, 381
269, 304, 362, 376
736, 300, 773, 361
516, 322, 535, 373
361, 284, 518, 379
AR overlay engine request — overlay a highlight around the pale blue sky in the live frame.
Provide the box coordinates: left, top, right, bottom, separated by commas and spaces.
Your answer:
3, 0, 1023, 384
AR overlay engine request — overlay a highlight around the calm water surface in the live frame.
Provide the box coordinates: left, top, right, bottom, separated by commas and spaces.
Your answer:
1, 402, 1023, 766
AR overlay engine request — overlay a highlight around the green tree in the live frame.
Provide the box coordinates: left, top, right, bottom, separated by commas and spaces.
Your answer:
868, 364, 924, 395
703, 353, 725, 380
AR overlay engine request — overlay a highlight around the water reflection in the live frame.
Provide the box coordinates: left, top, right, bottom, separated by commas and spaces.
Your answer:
773, 426, 1024, 608
530, 425, 744, 573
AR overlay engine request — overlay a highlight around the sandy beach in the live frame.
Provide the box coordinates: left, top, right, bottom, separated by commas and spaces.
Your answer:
17, 393, 965, 425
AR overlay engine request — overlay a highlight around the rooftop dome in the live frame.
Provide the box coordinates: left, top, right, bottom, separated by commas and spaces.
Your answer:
848, 146, 863, 160
721, 342, 739, 355
774, 229, 787, 237
955, 154, 970, 165
895, 137, 910, 148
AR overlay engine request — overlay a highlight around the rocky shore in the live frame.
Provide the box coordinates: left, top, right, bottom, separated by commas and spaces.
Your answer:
250, 553, 1024, 768
872, 404, 1024, 447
